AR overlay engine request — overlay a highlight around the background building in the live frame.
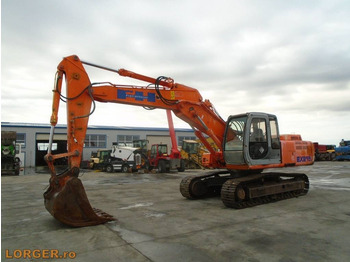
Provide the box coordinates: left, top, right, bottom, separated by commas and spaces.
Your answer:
1, 122, 195, 168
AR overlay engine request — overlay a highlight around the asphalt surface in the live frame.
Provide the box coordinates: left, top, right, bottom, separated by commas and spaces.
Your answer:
1, 162, 350, 261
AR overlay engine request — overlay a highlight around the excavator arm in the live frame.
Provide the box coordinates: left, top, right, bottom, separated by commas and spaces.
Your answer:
44, 55, 227, 226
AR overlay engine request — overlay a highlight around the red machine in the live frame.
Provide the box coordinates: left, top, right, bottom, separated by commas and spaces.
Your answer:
148, 110, 185, 172
44, 55, 314, 227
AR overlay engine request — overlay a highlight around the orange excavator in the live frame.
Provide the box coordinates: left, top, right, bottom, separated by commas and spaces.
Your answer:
44, 55, 314, 227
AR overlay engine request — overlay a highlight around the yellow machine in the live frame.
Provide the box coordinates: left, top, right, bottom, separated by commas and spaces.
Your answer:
180, 137, 219, 169
180, 140, 204, 169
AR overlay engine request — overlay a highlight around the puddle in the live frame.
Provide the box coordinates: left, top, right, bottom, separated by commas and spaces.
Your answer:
106, 221, 154, 244
144, 212, 166, 218
119, 202, 154, 210
310, 177, 350, 191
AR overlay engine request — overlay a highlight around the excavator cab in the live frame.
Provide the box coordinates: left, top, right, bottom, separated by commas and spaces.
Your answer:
223, 112, 281, 168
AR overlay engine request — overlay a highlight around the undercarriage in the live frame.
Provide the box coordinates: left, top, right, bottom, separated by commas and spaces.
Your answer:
180, 170, 309, 208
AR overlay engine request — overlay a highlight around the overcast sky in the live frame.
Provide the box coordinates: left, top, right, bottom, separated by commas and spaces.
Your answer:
1, 0, 350, 145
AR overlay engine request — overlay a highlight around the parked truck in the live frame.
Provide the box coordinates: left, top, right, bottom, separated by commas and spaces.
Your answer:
1, 131, 21, 175
335, 139, 350, 161
313, 143, 336, 161
91, 144, 148, 172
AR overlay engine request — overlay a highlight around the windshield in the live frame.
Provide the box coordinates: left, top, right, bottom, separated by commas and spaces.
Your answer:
183, 141, 198, 154
225, 116, 246, 151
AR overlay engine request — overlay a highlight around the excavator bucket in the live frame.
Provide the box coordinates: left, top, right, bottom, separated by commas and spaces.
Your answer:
44, 169, 115, 227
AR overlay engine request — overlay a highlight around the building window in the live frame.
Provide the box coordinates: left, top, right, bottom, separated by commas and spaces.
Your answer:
178, 136, 197, 146
117, 135, 140, 147
16, 133, 26, 149
37, 142, 57, 151
84, 134, 106, 148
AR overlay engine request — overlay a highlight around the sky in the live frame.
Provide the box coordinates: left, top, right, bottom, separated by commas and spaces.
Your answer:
1, 0, 350, 145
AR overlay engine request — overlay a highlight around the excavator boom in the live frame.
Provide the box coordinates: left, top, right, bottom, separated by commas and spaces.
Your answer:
44, 55, 227, 226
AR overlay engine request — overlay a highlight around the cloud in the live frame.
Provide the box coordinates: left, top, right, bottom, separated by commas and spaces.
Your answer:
1, 0, 350, 145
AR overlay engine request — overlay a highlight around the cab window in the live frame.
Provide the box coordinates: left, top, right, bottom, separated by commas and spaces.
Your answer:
269, 118, 280, 149
249, 118, 267, 142
225, 116, 246, 151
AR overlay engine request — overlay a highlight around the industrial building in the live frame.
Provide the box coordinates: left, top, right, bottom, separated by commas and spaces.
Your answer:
1, 122, 195, 168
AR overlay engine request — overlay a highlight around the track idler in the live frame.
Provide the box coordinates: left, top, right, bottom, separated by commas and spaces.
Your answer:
180, 170, 232, 199
44, 167, 115, 227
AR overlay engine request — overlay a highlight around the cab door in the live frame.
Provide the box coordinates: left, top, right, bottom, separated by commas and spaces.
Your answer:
223, 113, 281, 167
244, 114, 281, 166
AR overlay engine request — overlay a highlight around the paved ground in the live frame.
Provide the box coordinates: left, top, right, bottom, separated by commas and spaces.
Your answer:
1, 162, 350, 261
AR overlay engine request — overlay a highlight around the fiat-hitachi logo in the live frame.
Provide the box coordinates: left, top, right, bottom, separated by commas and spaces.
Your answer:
117, 90, 156, 102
